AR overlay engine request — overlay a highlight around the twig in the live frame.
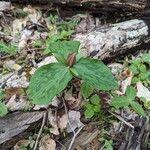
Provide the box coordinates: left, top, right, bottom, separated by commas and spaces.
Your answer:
33, 112, 47, 150
68, 126, 84, 150
56, 140, 66, 149
62, 98, 75, 135
109, 111, 134, 129
62, 98, 84, 150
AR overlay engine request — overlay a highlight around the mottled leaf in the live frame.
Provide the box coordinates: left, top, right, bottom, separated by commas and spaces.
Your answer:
74, 58, 118, 91
46, 41, 80, 63
80, 82, 94, 98
28, 63, 72, 105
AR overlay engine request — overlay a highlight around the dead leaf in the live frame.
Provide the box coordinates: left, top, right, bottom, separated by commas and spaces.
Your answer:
0, 2, 11, 11
58, 113, 68, 130
3, 60, 21, 71
136, 82, 150, 108
66, 111, 84, 133
121, 68, 132, 78
120, 76, 132, 94
6, 72, 29, 88
5, 87, 25, 98
14, 139, 30, 150
48, 109, 59, 135
12, 19, 27, 35
23, 5, 41, 24
6, 95, 28, 111
33, 104, 48, 110
75, 129, 99, 146
51, 96, 60, 107
136, 82, 150, 100
19, 29, 33, 49
65, 89, 81, 110
37, 56, 57, 68
39, 135, 56, 150
108, 63, 124, 75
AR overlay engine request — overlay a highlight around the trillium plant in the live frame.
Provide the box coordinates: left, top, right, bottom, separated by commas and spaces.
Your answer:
28, 40, 118, 105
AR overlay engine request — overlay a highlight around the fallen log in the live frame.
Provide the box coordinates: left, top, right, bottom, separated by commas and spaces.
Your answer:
2, 0, 147, 12
74, 18, 150, 61
0, 111, 44, 149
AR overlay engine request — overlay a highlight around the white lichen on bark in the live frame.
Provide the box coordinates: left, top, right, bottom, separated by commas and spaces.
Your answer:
75, 19, 149, 59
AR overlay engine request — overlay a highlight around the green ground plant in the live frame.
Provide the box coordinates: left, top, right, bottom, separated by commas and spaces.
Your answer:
129, 53, 150, 86
28, 40, 118, 105
111, 86, 145, 116
84, 95, 101, 118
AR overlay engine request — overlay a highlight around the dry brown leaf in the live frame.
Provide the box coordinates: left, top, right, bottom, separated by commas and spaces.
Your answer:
58, 113, 68, 130
48, 109, 59, 135
37, 56, 57, 68
5, 87, 25, 98
23, 5, 41, 24
108, 63, 124, 75
39, 135, 56, 150
121, 68, 132, 78
6, 72, 29, 88
66, 111, 84, 133
120, 76, 132, 94
0, 2, 11, 11
65, 90, 81, 110
19, 29, 33, 49
6, 94, 28, 111
136, 82, 150, 102
14, 139, 30, 150
3, 60, 21, 71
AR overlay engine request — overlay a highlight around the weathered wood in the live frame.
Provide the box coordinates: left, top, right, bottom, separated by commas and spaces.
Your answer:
0, 1, 11, 11
0, 111, 44, 146
74, 18, 150, 61
118, 116, 150, 150
1, 0, 147, 12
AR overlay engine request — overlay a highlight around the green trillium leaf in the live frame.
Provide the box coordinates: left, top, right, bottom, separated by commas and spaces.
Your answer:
46, 41, 80, 63
80, 82, 94, 98
28, 63, 72, 105
74, 58, 118, 91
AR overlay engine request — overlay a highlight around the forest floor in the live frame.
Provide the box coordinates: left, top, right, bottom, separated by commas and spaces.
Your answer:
0, 2, 150, 150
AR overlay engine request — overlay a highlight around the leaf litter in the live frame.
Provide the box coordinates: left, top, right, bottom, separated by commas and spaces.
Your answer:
0, 2, 150, 150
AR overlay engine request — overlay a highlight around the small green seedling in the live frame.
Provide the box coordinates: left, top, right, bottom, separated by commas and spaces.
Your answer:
111, 86, 145, 116
0, 90, 8, 117
104, 140, 113, 150
129, 53, 150, 86
84, 95, 101, 118
28, 40, 118, 105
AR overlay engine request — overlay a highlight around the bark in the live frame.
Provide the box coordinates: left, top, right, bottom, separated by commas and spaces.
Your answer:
2, 0, 147, 12
0, 111, 44, 149
119, 116, 150, 150
74, 18, 150, 61
0, 1, 11, 11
